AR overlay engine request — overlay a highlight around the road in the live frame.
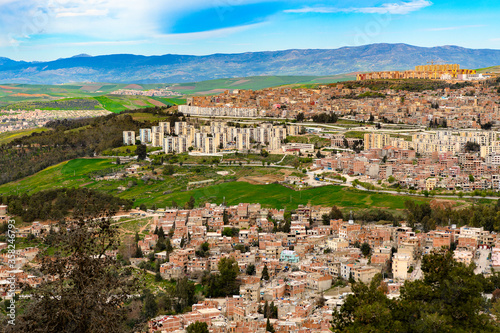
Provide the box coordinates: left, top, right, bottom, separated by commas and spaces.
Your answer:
474, 248, 491, 274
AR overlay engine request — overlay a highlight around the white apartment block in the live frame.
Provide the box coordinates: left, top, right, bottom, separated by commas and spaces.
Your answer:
392, 252, 411, 281
158, 122, 171, 135
164, 136, 176, 154
125, 121, 298, 156
123, 131, 135, 145
139, 128, 152, 144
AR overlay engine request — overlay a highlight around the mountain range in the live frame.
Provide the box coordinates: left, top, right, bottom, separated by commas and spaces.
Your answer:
1, 43, 499, 84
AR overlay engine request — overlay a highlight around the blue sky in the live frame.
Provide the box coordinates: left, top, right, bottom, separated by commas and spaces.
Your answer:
0, 0, 499, 61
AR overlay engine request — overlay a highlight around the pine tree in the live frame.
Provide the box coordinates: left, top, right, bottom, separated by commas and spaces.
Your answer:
266, 318, 275, 333
261, 264, 270, 281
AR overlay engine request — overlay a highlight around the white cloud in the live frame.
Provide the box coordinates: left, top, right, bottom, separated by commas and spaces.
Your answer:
55, 9, 109, 18
285, 0, 432, 15
424, 25, 485, 32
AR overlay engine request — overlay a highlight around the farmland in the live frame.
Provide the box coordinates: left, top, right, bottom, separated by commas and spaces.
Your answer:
0, 127, 49, 144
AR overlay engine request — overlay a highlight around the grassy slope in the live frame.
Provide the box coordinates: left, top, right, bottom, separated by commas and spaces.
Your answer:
0, 158, 430, 211
0, 158, 116, 195
0, 127, 49, 144
169, 75, 355, 95
138, 181, 430, 211
476, 65, 500, 73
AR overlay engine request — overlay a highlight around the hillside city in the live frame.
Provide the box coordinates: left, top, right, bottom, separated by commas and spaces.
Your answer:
0, 198, 498, 333
1, 67, 500, 332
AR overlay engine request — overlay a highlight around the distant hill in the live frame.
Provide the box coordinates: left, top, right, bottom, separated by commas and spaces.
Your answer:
477, 65, 500, 73
0, 43, 499, 84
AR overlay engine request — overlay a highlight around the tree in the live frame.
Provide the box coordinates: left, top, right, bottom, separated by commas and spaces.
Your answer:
246, 264, 256, 276
158, 226, 165, 240
155, 272, 163, 282
261, 264, 270, 281
360, 242, 371, 257
464, 141, 480, 152
136, 144, 147, 160
163, 164, 176, 176
266, 318, 275, 333
202, 257, 239, 298
296, 112, 305, 122
469, 174, 475, 183
186, 321, 209, 333
332, 251, 500, 333
143, 289, 158, 320
329, 206, 344, 220
9, 202, 138, 333
186, 196, 195, 209
134, 244, 144, 258
223, 209, 229, 224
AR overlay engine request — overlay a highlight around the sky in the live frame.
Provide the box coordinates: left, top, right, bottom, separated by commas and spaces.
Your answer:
0, 0, 499, 61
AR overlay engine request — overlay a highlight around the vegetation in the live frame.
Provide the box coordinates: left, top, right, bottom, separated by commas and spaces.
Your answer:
331, 250, 500, 333
0, 188, 132, 222
405, 199, 500, 232
0, 127, 49, 145
0, 106, 176, 185
4, 200, 138, 332
337, 79, 473, 92
201, 257, 240, 298
186, 322, 209, 333
5, 98, 101, 111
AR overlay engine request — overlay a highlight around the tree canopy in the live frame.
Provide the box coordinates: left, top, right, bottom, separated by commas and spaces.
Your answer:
331, 250, 500, 333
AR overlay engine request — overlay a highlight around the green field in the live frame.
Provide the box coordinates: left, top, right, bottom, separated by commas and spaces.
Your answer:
0, 127, 49, 144
0, 156, 432, 212
0, 158, 117, 195
134, 181, 430, 211
0, 75, 354, 111
170, 75, 355, 95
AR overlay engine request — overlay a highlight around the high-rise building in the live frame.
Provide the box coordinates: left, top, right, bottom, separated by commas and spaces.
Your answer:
164, 136, 176, 154
123, 131, 135, 145
364, 133, 390, 150
158, 122, 171, 135
151, 126, 163, 147
139, 128, 152, 144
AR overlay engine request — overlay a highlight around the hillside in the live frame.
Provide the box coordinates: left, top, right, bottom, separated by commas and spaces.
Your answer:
0, 76, 352, 110
477, 65, 500, 73
1, 43, 500, 84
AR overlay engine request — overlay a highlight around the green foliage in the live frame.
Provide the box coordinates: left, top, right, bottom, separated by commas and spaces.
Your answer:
202, 257, 240, 298
222, 227, 240, 237
0, 106, 173, 186
465, 141, 481, 152
195, 242, 210, 258
5, 202, 138, 332
136, 144, 147, 160
163, 165, 176, 176
312, 112, 338, 123
246, 264, 256, 276
1, 187, 132, 222
266, 318, 275, 333
332, 252, 499, 333
143, 289, 158, 319
405, 199, 500, 232
261, 264, 270, 281
340, 78, 473, 92
186, 321, 209, 333
360, 242, 371, 257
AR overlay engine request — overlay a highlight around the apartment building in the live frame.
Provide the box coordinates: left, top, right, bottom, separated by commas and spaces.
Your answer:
122, 131, 135, 145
